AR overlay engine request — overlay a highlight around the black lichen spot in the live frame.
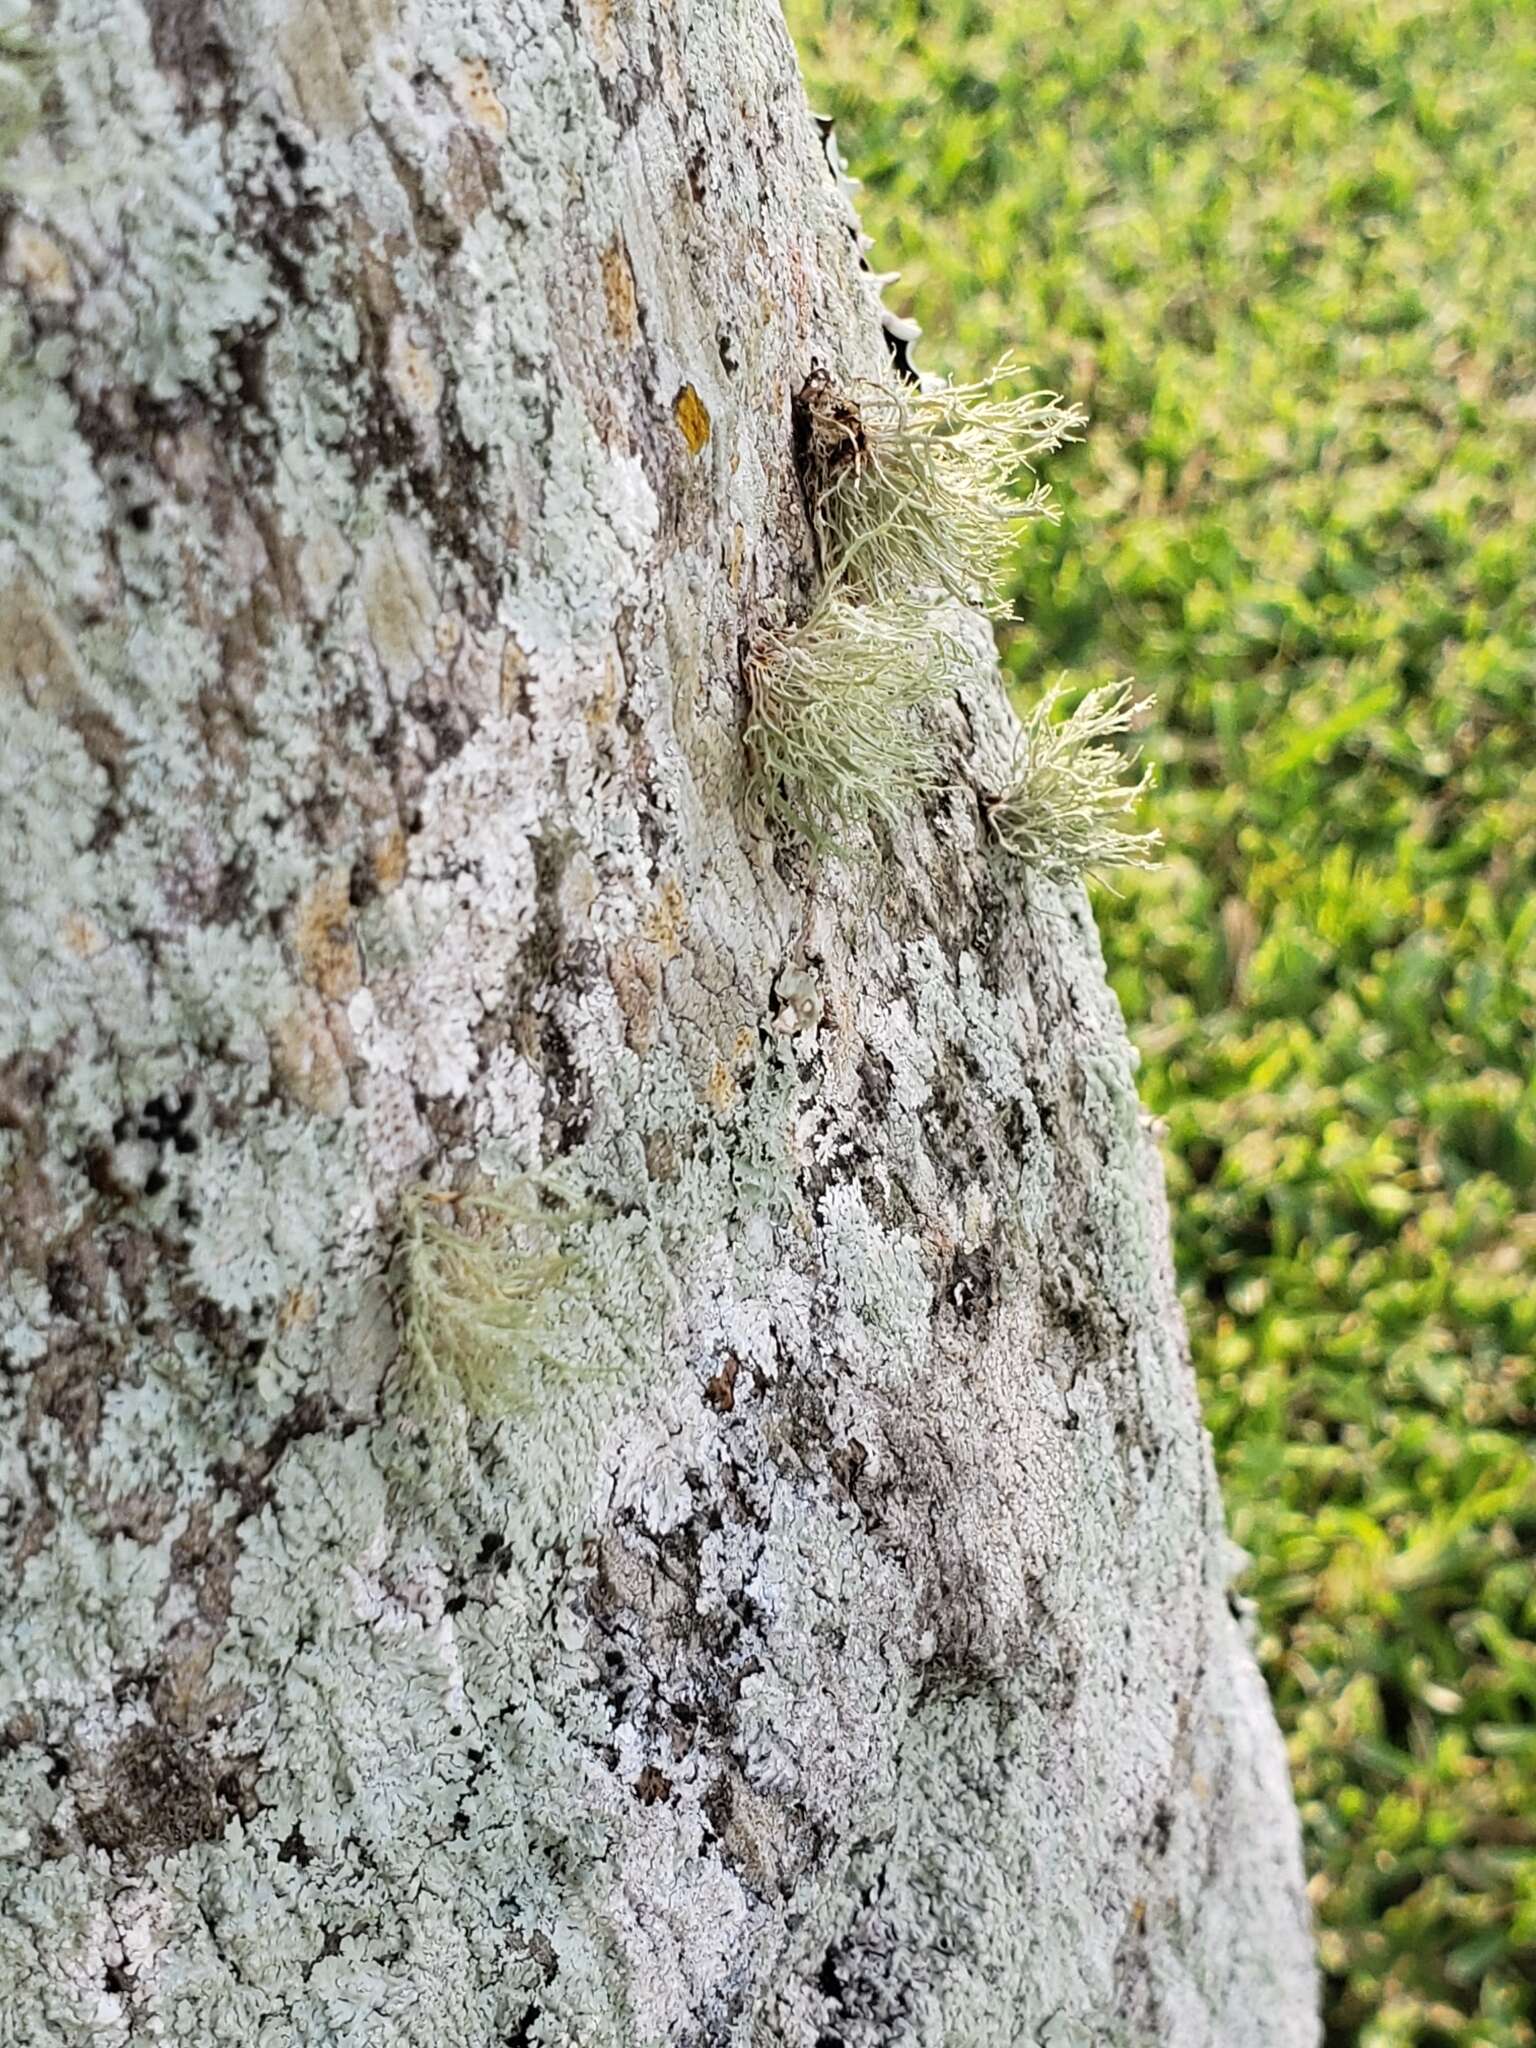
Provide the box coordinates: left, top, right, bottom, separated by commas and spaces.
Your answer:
77, 1726, 228, 1867
1147, 1798, 1174, 1859
633, 1764, 672, 1806
948, 1243, 996, 1323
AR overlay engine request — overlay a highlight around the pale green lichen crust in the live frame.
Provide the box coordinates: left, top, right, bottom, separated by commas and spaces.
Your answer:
0, 0, 1313, 2043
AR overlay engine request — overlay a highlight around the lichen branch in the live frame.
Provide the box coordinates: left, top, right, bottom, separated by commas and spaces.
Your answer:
987, 679, 1162, 884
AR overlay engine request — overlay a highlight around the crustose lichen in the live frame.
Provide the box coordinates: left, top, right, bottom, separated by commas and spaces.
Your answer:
401, 1181, 598, 1419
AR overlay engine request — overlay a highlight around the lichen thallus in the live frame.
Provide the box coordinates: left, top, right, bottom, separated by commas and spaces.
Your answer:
744, 358, 1159, 881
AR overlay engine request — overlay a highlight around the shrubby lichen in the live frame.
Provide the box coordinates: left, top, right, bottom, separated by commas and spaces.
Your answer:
402, 1180, 600, 1419
743, 590, 965, 844
747, 359, 1088, 854
0, 2, 45, 168
987, 678, 1161, 884
797, 358, 1083, 612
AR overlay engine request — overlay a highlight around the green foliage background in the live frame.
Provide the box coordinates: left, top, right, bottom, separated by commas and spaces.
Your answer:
784, 2, 1536, 2041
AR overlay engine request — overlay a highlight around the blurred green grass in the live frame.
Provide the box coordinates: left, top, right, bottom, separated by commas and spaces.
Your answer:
785, 2, 1536, 2041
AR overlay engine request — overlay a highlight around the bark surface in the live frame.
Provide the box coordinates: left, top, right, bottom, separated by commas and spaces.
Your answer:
0, 2, 1318, 2041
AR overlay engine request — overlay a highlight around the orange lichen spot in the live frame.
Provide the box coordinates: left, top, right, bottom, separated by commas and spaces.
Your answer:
453, 56, 508, 136
673, 383, 711, 456
3, 222, 75, 305
278, 1286, 320, 1332
601, 235, 640, 351
61, 913, 108, 960
704, 1059, 738, 1116
704, 1354, 739, 1413
643, 876, 689, 962
294, 872, 362, 1001
270, 994, 350, 1116
370, 826, 408, 895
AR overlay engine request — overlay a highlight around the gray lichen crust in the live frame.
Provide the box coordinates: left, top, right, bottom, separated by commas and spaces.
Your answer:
0, 2, 1318, 2044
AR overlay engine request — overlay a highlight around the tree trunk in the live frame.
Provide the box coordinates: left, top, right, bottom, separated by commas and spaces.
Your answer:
0, 2, 1317, 2041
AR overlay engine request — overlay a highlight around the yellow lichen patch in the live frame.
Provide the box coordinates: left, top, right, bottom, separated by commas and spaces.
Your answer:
452, 56, 508, 135
387, 320, 443, 420
601, 234, 639, 351
704, 1059, 738, 1117
361, 519, 438, 684
61, 913, 108, 960
2, 569, 84, 700
3, 220, 74, 304
277, 0, 363, 134
609, 943, 661, 1054
643, 876, 689, 962
584, 657, 620, 727
278, 1285, 320, 1332
270, 991, 350, 1115
369, 826, 408, 895
296, 523, 354, 621
673, 383, 711, 456
293, 874, 362, 1003
583, 0, 616, 55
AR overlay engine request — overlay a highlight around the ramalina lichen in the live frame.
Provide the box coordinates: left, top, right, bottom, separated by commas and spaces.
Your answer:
402, 1182, 596, 1419
743, 590, 965, 845
748, 358, 1127, 865
797, 359, 1084, 613
988, 679, 1161, 884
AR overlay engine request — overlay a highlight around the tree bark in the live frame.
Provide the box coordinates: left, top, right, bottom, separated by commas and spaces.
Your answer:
0, 1, 1318, 2042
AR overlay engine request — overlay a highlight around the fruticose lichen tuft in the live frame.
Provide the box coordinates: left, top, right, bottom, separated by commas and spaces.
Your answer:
401, 1180, 599, 1419
797, 359, 1084, 614
0, 1, 46, 168
743, 590, 965, 845
988, 678, 1162, 884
